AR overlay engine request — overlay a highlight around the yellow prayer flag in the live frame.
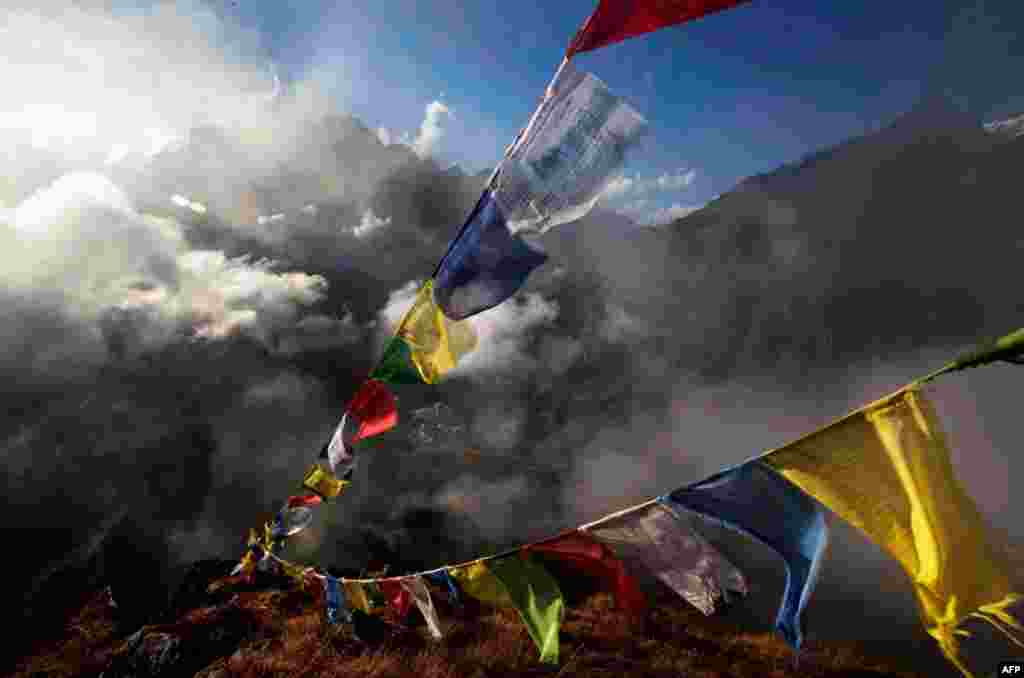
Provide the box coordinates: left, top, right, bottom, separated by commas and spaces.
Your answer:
303, 463, 349, 499
280, 560, 309, 585
395, 280, 477, 384
761, 386, 1022, 678
344, 581, 372, 613
449, 561, 514, 608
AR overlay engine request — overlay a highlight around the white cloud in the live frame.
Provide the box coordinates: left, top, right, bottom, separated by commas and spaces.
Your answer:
412, 100, 452, 158
454, 293, 559, 376
350, 208, 391, 239
603, 168, 697, 201
2, 171, 345, 357
376, 127, 394, 146
0, 4, 280, 168
603, 175, 635, 199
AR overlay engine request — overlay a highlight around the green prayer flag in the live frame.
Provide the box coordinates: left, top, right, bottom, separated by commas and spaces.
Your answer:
371, 337, 425, 385
489, 554, 565, 664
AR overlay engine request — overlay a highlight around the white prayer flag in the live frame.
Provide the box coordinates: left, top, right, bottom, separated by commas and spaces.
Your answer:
495, 59, 647, 235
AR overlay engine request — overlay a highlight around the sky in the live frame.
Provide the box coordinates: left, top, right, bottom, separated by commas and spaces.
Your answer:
214, 0, 1024, 220
3, 1, 1024, 675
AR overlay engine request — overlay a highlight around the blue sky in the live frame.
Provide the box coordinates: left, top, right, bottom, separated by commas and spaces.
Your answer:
192, 0, 1024, 217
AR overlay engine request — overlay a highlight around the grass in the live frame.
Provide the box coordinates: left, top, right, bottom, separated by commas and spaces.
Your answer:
12, 572, 927, 678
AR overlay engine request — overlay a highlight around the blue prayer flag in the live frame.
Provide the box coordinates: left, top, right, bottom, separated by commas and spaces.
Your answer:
433, 190, 548, 321
324, 574, 351, 624
663, 460, 828, 649
426, 570, 462, 606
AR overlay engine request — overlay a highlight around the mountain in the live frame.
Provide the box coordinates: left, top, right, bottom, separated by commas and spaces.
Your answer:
650, 96, 1024, 380
10, 561, 927, 678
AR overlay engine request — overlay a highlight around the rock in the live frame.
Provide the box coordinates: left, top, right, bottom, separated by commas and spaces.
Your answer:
100, 601, 252, 678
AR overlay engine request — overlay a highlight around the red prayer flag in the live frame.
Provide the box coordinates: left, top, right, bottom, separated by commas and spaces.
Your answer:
380, 580, 413, 619
567, 0, 752, 57
347, 379, 398, 442
528, 530, 646, 615
287, 494, 323, 508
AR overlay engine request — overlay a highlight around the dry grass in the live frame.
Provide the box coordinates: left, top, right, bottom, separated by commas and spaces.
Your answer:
12, 577, 927, 678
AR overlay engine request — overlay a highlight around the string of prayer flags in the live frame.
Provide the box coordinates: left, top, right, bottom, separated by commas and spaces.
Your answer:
380, 580, 413, 619
378, 279, 478, 384
400, 577, 444, 640
566, 0, 753, 58
493, 59, 647, 237
488, 554, 566, 664
584, 502, 747, 616
666, 461, 829, 649
303, 463, 350, 499
760, 386, 1024, 678
527, 530, 646, 617
432, 190, 549, 320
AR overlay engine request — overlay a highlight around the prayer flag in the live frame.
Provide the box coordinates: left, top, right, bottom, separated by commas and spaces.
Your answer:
449, 560, 514, 607
381, 580, 413, 619
303, 463, 350, 499
566, 0, 753, 57
400, 577, 445, 639
344, 581, 372, 614
426, 570, 462, 606
391, 280, 477, 384
371, 336, 424, 385
528, 530, 646, 616
323, 413, 355, 474
666, 461, 829, 649
287, 494, 323, 508
493, 59, 647, 236
760, 387, 1024, 678
585, 503, 747, 616
324, 574, 351, 624
346, 379, 399, 442
489, 554, 566, 664
433, 190, 549, 320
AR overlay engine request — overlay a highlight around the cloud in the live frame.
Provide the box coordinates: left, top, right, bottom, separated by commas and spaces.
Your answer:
1, 171, 346, 360
0, 3, 279, 168
434, 473, 531, 538
647, 203, 704, 225
350, 208, 392, 239
412, 100, 452, 158
603, 168, 697, 200
454, 292, 560, 376
613, 198, 704, 226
